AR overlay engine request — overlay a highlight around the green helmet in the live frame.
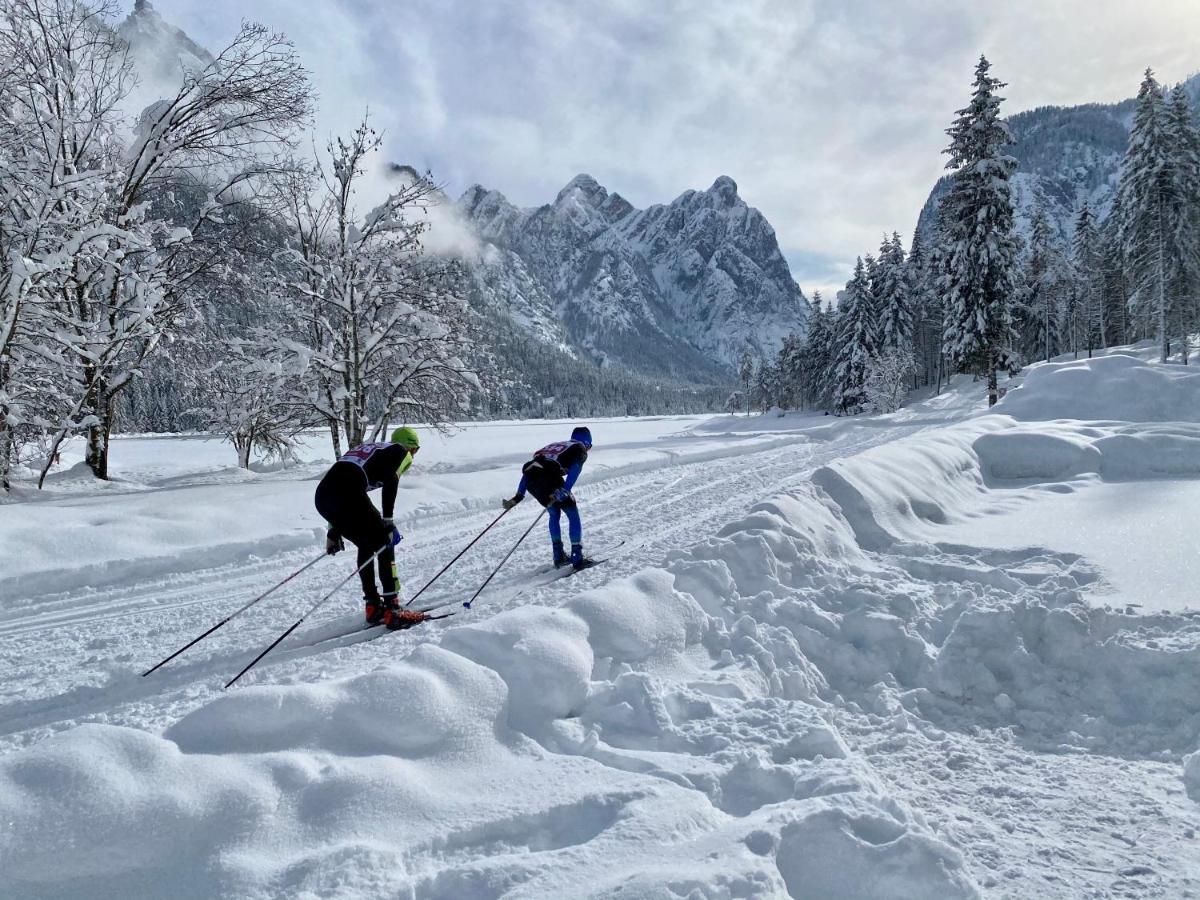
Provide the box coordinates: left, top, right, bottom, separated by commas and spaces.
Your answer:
390, 426, 420, 450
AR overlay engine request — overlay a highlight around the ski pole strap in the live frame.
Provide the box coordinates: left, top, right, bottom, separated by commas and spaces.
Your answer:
406, 507, 511, 607
464, 508, 546, 610
142, 550, 327, 677
225, 546, 387, 689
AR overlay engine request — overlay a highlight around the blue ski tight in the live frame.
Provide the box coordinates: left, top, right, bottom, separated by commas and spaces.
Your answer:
548, 503, 582, 545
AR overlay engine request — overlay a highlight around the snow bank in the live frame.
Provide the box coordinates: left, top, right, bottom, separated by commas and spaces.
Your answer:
997, 352, 1200, 422
0, 491, 981, 899
1186, 751, 1200, 803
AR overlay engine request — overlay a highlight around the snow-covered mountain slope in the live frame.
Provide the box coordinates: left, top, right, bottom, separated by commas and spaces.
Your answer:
460, 173, 808, 380
4, 347, 1200, 897
917, 73, 1200, 246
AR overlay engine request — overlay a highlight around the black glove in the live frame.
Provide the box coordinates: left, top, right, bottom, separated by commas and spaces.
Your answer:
502, 494, 524, 511
325, 530, 345, 555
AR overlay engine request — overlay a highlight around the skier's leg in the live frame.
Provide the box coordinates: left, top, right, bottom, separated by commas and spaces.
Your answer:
563, 497, 584, 568
564, 502, 581, 545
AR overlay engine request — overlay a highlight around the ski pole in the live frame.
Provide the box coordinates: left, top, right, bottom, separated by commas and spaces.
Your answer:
405, 506, 512, 607
224, 546, 387, 689
142, 550, 328, 677
462, 508, 546, 610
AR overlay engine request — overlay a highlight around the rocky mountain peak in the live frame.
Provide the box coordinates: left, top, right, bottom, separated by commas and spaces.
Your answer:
707, 175, 740, 207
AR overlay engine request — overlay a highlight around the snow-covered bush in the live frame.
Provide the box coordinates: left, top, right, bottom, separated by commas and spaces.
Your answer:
864, 349, 915, 414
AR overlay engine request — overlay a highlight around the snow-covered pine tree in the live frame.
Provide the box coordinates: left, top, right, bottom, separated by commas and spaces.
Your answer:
799, 292, 832, 410
1022, 206, 1066, 362
832, 258, 877, 414
906, 228, 940, 388
1165, 83, 1200, 363
939, 55, 1021, 406
876, 232, 912, 353
863, 253, 881, 318
1099, 213, 1129, 346
1072, 201, 1105, 357
738, 349, 755, 418
1117, 69, 1178, 363
774, 333, 804, 411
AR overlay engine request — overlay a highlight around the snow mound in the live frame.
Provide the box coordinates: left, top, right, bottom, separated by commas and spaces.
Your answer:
0, 530, 980, 898
1186, 751, 1200, 803
996, 352, 1200, 422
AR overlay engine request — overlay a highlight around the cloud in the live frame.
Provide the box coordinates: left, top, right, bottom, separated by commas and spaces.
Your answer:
150, 0, 1200, 286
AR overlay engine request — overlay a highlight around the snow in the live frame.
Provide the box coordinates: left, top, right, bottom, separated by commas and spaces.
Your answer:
4, 350, 1200, 898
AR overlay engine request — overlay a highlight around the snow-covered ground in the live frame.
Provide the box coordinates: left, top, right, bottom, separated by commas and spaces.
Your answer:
2, 349, 1199, 898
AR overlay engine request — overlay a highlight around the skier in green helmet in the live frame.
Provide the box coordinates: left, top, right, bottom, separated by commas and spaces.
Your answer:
314, 426, 424, 629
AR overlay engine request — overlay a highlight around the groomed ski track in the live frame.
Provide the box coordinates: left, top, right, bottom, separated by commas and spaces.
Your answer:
0, 416, 926, 752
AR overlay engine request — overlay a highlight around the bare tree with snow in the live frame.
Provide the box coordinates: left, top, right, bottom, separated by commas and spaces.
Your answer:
273, 119, 478, 457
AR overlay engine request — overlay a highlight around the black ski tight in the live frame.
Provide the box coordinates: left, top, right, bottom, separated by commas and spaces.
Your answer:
314, 462, 396, 599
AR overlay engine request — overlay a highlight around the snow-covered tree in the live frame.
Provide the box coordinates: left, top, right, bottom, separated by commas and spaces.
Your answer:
799, 292, 834, 410
832, 258, 877, 414
863, 348, 914, 414
939, 55, 1021, 406
0, 0, 313, 484
1072, 201, 1105, 357
1165, 83, 1200, 363
737, 349, 755, 418
876, 232, 912, 353
1022, 207, 1067, 362
1117, 70, 1179, 363
906, 228, 941, 388
273, 119, 478, 456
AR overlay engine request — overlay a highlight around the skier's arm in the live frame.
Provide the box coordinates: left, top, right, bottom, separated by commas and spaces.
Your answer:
382, 474, 398, 518
515, 473, 528, 498
561, 461, 583, 493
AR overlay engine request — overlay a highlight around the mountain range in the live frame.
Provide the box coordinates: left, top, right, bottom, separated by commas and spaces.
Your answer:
460, 174, 807, 381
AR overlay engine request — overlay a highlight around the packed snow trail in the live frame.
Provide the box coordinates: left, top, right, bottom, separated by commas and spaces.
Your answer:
0, 415, 919, 750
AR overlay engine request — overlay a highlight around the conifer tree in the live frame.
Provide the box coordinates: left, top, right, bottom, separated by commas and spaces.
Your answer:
1024, 207, 1065, 362
1117, 69, 1177, 362
877, 232, 912, 352
939, 55, 1021, 405
1072, 201, 1104, 356
1166, 83, 1200, 362
832, 258, 877, 414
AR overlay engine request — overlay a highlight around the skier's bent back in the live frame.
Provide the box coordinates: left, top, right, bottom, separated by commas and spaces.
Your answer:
314, 427, 423, 629
504, 426, 593, 569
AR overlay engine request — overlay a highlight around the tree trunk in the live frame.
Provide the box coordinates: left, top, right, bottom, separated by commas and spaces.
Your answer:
85, 391, 112, 480
84, 374, 113, 482
986, 347, 999, 407
328, 419, 342, 459
0, 419, 11, 493
234, 433, 252, 469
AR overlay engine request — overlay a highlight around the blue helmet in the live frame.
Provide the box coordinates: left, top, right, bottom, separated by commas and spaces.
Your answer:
571, 426, 593, 447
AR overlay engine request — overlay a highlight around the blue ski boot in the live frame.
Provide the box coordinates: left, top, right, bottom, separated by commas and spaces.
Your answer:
552, 540, 568, 569
570, 543, 590, 571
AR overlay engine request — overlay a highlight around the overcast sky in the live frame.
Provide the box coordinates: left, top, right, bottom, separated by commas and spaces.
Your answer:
151, 0, 1200, 298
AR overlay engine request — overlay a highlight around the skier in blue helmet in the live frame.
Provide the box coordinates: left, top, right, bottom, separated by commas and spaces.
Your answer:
503, 426, 593, 569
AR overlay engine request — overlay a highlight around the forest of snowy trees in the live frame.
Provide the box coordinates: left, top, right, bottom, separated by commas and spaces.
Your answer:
3, 2, 1198, 490
744, 59, 1200, 418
